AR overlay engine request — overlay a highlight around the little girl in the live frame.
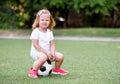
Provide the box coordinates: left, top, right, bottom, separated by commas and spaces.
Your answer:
29, 9, 69, 78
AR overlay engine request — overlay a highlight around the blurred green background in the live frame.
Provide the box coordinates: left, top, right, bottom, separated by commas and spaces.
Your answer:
0, 0, 120, 29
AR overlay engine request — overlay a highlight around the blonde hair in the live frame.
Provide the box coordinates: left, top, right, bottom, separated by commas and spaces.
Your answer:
32, 9, 56, 31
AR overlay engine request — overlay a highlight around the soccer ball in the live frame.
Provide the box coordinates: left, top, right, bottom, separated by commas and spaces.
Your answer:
38, 60, 52, 76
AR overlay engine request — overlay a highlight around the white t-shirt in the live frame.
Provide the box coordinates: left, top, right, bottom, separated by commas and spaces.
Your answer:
30, 28, 54, 55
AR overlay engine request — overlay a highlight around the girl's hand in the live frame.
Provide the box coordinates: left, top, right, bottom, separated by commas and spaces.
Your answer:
49, 53, 55, 62
49, 56, 55, 62
46, 52, 55, 61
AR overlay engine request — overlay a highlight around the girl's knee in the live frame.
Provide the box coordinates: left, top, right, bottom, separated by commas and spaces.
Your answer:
37, 53, 48, 61
56, 52, 64, 60
59, 54, 64, 59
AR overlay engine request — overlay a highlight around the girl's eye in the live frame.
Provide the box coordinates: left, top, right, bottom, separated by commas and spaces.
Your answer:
41, 19, 49, 21
40, 19, 44, 21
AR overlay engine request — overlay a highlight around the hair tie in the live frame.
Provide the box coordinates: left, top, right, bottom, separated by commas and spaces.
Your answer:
38, 11, 42, 16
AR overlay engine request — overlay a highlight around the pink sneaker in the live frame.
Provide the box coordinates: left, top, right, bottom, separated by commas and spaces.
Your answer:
28, 68, 38, 78
52, 68, 69, 75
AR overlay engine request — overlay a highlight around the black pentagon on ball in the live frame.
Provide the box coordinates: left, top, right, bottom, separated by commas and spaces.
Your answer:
40, 66, 46, 72
47, 59, 51, 64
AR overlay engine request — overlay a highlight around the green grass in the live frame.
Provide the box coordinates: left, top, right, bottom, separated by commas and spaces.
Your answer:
0, 28, 120, 37
0, 39, 120, 84
54, 28, 120, 37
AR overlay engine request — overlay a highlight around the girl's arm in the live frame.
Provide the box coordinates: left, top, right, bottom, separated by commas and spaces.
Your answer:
50, 40, 55, 57
32, 39, 51, 58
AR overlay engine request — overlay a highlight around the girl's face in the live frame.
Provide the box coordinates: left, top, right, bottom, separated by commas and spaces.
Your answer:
39, 13, 50, 29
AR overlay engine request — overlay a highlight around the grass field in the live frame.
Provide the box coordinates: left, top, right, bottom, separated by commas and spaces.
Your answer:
0, 39, 120, 84
54, 28, 120, 37
0, 28, 120, 37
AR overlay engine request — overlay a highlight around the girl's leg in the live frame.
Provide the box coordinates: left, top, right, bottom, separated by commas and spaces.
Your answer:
29, 52, 47, 78
54, 52, 64, 69
33, 53, 47, 70
52, 52, 69, 75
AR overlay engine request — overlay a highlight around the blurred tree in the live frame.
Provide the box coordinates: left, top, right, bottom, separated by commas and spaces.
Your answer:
0, 0, 120, 29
